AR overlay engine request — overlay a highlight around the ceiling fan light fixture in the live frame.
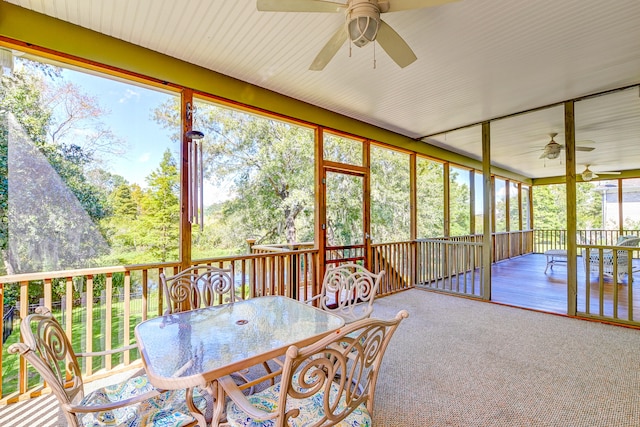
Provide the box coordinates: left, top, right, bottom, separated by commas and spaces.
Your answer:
541, 146, 561, 159
348, 16, 379, 46
582, 170, 594, 181
347, 1, 380, 47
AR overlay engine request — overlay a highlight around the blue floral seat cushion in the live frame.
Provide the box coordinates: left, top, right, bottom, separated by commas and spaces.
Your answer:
225, 375, 371, 427
77, 374, 206, 427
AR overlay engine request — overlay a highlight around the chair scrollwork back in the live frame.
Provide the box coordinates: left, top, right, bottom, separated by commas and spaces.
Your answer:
160, 265, 236, 315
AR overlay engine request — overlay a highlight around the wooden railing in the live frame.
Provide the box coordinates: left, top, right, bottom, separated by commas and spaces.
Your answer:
371, 241, 414, 296
493, 230, 534, 262
8, 228, 615, 401
0, 261, 179, 402
415, 238, 484, 297
534, 229, 640, 253
577, 243, 639, 325
0, 249, 320, 402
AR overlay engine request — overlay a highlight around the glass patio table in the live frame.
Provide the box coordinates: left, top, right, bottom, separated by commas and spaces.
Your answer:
134, 295, 345, 426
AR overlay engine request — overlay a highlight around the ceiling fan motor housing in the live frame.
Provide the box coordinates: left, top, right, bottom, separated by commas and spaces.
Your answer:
347, 0, 381, 47
543, 141, 561, 159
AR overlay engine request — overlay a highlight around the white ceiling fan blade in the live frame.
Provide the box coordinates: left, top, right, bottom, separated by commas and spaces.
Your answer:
376, 20, 417, 68
383, 0, 459, 13
309, 26, 348, 71
257, 0, 345, 13
596, 171, 621, 175
576, 146, 595, 152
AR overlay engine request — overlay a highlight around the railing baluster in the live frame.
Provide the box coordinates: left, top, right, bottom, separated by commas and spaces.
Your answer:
19, 280, 28, 394
105, 273, 113, 371
124, 271, 131, 365
142, 269, 148, 321
86, 275, 94, 377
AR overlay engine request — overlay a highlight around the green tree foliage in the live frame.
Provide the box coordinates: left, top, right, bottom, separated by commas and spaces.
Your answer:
532, 184, 566, 230
0, 66, 52, 146
576, 182, 603, 229
0, 58, 133, 304
97, 151, 180, 265
508, 182, 520, 230
370, 146, 410, 243
449, 168, 471, 236
322, 134, 365, 247
137, 149, 180, 262
416, 158, 445, 238
0, 60, 111, 276
154, 100, 315, 249
533, 182, 602, 230
100, 182, 140, 254
325, 171, 363, 247
493, 178, 507, 232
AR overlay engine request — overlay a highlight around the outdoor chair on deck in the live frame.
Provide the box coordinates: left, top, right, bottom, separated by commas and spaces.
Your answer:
8, 307, 204, 427
160, 265, 238, 315
583, 236, 640, 283
161, 265, 276, 388
219, 310, 409, 427
306, 263, 385, 324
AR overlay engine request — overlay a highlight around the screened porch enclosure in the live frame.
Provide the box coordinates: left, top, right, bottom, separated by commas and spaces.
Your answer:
3, 25, 640, 407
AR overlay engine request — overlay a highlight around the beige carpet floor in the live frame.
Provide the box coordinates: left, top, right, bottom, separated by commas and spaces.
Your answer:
372, 289, 640, 426
3, 289, 640, 426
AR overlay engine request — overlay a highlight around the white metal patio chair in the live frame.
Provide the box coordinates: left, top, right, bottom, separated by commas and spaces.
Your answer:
8, 307, 205, 427
583, 236, 640, 283
306, 263, 385, 324
219, 310, 409, 427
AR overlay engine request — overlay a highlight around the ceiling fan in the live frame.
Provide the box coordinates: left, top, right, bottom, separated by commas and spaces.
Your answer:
256, 0, 459, 71
580, 165, 621, 182
539, 133, 595, 160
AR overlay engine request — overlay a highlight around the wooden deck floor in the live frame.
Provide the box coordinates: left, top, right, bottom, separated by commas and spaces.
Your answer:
490, 253, 640, 321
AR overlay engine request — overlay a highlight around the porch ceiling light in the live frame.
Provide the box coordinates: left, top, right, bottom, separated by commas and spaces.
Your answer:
347, 1, 380, 47
544, 149, 561, 160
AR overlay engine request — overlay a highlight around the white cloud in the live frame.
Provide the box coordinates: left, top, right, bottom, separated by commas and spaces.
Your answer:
138, 152, 151, 163
119, 88, 140, 104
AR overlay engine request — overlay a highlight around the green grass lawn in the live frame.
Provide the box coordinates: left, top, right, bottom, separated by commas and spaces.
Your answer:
2, 293, 160, 396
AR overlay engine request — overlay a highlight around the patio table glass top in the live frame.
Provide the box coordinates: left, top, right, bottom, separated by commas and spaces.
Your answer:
135, 295, 345, 390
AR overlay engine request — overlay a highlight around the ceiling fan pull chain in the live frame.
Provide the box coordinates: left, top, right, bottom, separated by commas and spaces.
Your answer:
373, 40, 377, 69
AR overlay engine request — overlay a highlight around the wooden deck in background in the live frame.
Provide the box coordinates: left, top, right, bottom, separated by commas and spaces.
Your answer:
491, 253, 640, 321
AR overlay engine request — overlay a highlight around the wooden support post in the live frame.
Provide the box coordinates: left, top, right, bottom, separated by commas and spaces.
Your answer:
180, 89, 193, 270
482, 122, 492, 300
315, 128, 326, 290
565, 101, 577, 316
363, 140, 371, 270
444, 164, 450, 237
410, 154, 417, 286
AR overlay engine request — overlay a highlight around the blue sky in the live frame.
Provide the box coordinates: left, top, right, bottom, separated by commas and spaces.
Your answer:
61, 68, 178, 187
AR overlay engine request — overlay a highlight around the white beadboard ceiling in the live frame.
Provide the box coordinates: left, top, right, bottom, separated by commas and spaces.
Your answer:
6, 0, 640, 180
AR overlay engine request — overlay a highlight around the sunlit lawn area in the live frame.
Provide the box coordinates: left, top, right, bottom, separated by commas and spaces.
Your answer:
2, 293, 160, 394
